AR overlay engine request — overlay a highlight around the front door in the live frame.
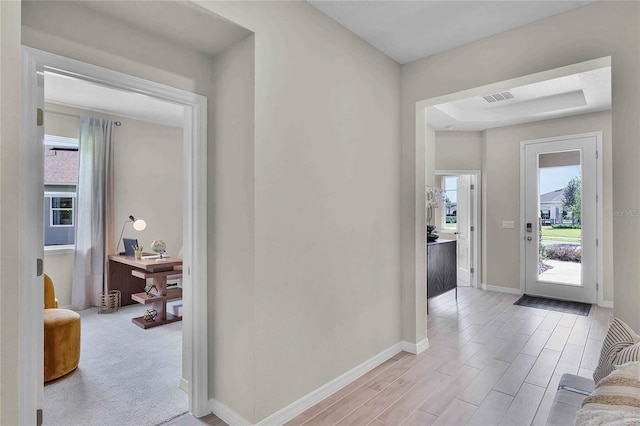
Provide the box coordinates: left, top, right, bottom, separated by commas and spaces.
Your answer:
522, 134, 599, 303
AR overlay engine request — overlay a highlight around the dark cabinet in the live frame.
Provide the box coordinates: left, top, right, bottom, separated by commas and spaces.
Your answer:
107, 258, 146, 306
427, 239, 457, 299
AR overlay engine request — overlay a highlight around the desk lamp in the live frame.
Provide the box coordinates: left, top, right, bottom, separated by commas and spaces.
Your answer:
116, 215, 147, 254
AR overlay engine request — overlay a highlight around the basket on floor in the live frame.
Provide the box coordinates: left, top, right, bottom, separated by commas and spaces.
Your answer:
98, 290, 121, 313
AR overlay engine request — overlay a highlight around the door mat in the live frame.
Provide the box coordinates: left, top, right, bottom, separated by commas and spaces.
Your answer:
514, 294, 591, 316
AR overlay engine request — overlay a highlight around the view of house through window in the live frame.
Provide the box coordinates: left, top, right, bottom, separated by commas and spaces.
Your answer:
538, 153, 582, 285
442, 176, 458, 230
44, 135, 79, 246
50, 196, 74, 226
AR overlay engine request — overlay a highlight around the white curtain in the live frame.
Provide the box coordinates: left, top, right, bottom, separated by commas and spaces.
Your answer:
71, 117, 115, 310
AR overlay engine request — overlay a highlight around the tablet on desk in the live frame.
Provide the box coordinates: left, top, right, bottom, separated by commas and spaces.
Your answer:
141, 254, 160, 260
122, 238, 138, 257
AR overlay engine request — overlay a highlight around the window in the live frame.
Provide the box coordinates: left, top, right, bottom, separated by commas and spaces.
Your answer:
541, 209, 551, 225
50, 196, 74, 226
45, 192, 77, 246
44, 134, 79, 247
442, 176, 458, 230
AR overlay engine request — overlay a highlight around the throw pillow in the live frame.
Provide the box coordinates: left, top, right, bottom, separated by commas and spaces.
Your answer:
575, 362, 640, 426
593, 318, 640, 384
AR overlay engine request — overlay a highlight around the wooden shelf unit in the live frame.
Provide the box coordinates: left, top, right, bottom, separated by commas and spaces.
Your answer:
131, 287, 182, 305
108, 255, 183, 329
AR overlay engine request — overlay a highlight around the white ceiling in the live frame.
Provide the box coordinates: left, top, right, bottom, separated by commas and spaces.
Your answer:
307, 0, 595, 64
427, 67, 611, 131
45, 72, 185, 128
45, 1, 607, 131
308, 0, 609, 132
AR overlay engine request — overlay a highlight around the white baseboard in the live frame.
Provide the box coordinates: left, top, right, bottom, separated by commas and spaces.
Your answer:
401, 338, 429, 354
180, 377, 189, 393
209, 398, 252, 426
254, 342, 403, 425
482, 283, 522, 295
209, 342, 413, 425
599, 300, 614, 308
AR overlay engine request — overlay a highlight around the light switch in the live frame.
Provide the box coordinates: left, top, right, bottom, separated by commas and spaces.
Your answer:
502, 220, 515, 229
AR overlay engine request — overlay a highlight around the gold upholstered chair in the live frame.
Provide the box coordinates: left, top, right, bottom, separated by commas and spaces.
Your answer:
44, 274, 81, 382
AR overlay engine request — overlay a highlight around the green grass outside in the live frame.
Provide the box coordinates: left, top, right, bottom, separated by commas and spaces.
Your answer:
541, 225, 581, 242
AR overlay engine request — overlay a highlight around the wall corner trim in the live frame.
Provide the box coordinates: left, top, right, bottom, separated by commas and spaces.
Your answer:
401, 338, 429, 355
482, 283, 523, 295
209, 398, 252, 426
249, 343, 403, 425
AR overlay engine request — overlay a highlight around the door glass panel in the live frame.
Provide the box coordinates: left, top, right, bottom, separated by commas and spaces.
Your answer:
442, 177, 458, 231
537, 150, 582, 285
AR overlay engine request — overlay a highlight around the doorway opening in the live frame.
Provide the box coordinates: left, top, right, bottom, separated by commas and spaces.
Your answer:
42, 70, 189, 425
415, 56, 612, 341
21, 47, 209, 425
435, 170, 481, 288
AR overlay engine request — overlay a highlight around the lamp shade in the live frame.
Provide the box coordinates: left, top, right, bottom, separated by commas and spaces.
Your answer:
133, 219, 146, 231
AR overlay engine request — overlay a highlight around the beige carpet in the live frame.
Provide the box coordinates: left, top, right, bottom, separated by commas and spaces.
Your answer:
44, 304, 188, 426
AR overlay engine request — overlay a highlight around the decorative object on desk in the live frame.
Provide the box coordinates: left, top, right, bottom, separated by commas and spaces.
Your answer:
426, 186, 444, 241
98, 290, 121, 314
144, 284, 158, 297
143, 309, 157, 322
427, 225, 440, 241
425, 185, 445, 224
116, 215, 147, 254
150, 240, 167, 263
133, 245, 143, 260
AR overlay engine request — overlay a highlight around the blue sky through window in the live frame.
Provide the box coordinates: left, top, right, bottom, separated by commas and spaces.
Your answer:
443, 176, 458, 203
539, 165, 581, 195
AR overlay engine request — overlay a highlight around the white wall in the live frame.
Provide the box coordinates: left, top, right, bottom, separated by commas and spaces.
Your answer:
435, 131, 483, 171
402, 1, 639, 332
209, 34, 256, 418
0, 1, 22, 424
201, 2, 402, 421
43, 251, 74, 307
42, 104, 183, 307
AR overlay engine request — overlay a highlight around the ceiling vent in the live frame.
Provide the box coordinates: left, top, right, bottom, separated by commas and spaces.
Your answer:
482, 91, 514, 103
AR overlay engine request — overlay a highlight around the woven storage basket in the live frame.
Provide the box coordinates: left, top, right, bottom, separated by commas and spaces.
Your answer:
98, 290, 121, 313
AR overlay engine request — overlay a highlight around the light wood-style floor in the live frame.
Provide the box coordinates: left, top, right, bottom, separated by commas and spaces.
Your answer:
167, 286, 611, 426
160, 412, 225, 426
286, 286, 611, 426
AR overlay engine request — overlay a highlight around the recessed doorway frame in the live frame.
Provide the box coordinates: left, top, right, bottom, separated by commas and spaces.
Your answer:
20, 46, 209, 424
435, 169, 482, 289
414, 56, 612, 346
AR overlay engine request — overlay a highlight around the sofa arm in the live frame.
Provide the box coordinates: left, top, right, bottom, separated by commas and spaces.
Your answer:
546, 374, 595, 425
